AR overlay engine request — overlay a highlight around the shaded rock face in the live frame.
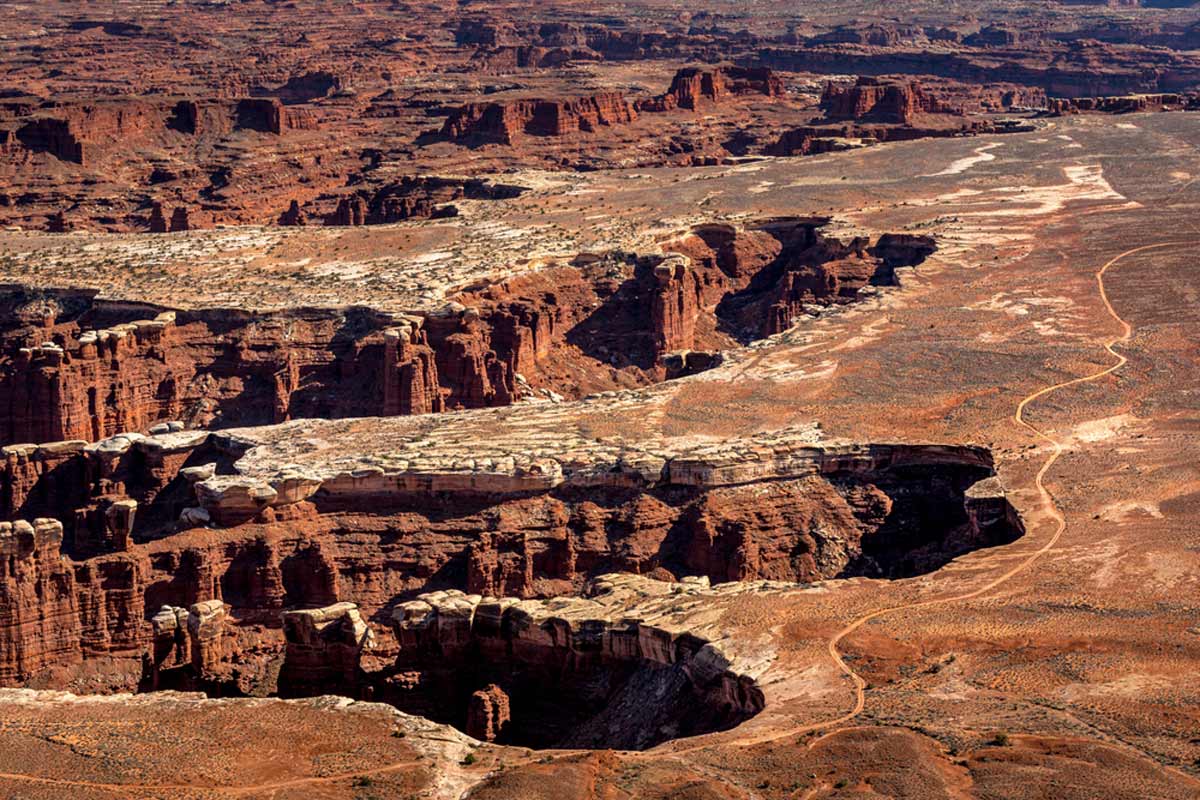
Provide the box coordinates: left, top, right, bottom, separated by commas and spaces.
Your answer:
667, 218, 937, 341
441, 66, 782, 145
385, 578, 764, 749
233, 98, 317, 134
277, 200, 307, 226
821, 76, 952, 124
427, 253, 714, 405
16, 118, 86, 164
235, 98, 284, 134
0, 222, 930, 448
273, 71, 343, 105
46, 212, 68, 233
466, 684, 510, 742
168, 207, 190, 232
148, 202, 168, 233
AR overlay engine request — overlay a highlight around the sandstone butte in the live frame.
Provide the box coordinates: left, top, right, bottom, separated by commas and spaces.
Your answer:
0, 2, 1198, 799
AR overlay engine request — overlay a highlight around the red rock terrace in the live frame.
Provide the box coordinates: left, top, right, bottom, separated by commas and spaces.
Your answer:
3, 2, 1200, 793
0, 211, 988, 750
438, 66, 782, 145
0, 387, 1022, 746
0, 218, 935, 446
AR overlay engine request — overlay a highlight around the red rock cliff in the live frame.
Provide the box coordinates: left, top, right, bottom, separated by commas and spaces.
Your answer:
442, 92, 637, 144
821, 76, 953, 124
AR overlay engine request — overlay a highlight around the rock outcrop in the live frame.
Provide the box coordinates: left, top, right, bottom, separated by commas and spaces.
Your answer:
277, 200, 307, 227
147, 599, 229, 688
0, 398, 1023, 694
821, 76, 953, 124
668, 218, 937, 340
0, 515, 152, 686
1045, 92, 1195, 114
235, 98, 317, 134
0, 519, 81, 684
12, 102, 158, 166
442, 92, 638, 144
321, 177, 523, 227
169, 207, 190, 232
387, 575, 766, 749
148, 202, 168, 233
466, 684, 511, 742
0, 300, 438, 446
0, 220, 929, 446
442, 66, 783, 145
279, 602, 373, 697
644, 66, 785, 111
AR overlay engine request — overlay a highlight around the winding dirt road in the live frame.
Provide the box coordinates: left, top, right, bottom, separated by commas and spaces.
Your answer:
682, 241, 1185, 753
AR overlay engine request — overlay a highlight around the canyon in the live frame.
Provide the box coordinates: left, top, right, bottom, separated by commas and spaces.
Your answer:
0, 416, 1019, 701
0, 2, 1199, 798
0, 219, 934, 445
6, 0, 1196, 236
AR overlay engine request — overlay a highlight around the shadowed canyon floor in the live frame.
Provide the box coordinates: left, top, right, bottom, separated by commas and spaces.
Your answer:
2, 2, 1200, 798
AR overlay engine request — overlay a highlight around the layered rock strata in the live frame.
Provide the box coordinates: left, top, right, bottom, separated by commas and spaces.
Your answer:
384, 574, 766, 749
821, 76, 956, 123
441, 66, 782, 144
0, 407, 1021, 694
0, 221, 932, 446
278, 602, 373, 696
0, 517, 148, 685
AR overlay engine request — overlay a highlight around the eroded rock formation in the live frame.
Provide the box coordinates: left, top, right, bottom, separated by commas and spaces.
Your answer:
442, 92, 639, 144
279, 602, 373, 696
384, 575, 765, 748
0, 299, 438, 445
322, 177, 523, 227
0, 519, 81, 684
0, 220, 933, 446
441, 66, 783, 144
0, 403, 1022, 698
466, 684, 510, 741
821, 76, 954, 124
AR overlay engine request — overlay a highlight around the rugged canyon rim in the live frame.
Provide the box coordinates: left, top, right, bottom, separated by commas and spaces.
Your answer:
1, 1, 1199, 798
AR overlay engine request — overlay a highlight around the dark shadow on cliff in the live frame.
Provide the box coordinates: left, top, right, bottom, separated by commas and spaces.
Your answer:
562, 259, 665, 372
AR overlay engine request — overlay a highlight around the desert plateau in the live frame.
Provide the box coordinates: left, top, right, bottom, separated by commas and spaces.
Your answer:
0, 1, 1197, 798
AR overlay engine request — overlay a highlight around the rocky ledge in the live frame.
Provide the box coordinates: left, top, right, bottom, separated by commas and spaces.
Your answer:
192, 414, 989, 524
285, 573, 774, 749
